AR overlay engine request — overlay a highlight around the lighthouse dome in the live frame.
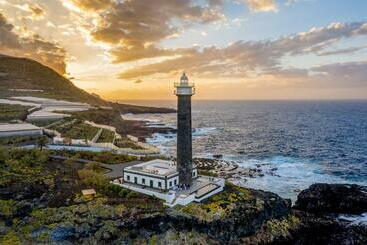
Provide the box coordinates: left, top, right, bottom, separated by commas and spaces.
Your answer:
180, 72, 189, 84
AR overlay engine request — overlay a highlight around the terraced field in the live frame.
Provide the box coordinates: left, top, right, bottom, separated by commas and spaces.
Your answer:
48, 120, 100, 140
96, 129, 115, 143
0, 104, 31, 122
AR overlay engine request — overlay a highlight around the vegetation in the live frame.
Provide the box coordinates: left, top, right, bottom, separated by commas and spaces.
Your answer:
0, 148, 164, 243
0, 104, 31, 122
0, 135, 44, 146
180, 183, 252, 222
48, 150, 137, 164
48, 119, 99, 141
264, 215, 301, 238
114, 137, 144, 149
36, 136, 48, 150
32, 120, 60, 127
198, 169, 218, 177
0, 147, 50, 187
96, 129, 115, 143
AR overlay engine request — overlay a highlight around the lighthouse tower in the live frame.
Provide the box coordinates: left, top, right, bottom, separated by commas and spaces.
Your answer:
174, 72, 195, 186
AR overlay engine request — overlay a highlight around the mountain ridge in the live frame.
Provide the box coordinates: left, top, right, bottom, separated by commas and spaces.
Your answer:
0, 54, 175, 114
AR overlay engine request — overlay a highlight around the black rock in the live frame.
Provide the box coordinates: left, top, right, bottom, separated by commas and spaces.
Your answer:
295, 183, 367, 214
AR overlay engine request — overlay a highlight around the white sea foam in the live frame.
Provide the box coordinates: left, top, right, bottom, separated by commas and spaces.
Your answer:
339, 213, 367, 226
230, 156, 366, 201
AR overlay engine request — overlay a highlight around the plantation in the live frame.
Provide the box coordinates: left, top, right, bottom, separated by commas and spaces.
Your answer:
96, 129, 115, 143
48, 120, 99, 141
0, 104, 31, 122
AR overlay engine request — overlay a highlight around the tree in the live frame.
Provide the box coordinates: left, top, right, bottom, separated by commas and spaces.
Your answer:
36, 136, 48, 151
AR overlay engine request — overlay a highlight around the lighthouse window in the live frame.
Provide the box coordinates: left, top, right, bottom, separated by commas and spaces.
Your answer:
174, 179, 177, 185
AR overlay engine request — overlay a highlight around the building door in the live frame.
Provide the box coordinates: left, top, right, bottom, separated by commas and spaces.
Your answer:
150, 180, 153, 188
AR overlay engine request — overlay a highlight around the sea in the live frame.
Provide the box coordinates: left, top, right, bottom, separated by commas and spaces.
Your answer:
119, 100, 367, 201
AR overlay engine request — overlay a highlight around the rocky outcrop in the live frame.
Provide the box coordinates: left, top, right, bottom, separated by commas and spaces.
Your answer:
295, 183, 367, 214
130, 188, 291, 242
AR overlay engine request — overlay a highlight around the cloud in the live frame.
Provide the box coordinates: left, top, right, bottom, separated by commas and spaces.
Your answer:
118, 22, 367, 80
5, 2, 46, 20
68, 0, 114, 12
69, 0, 225, 62
26, 3, 45, 19
0, 12, 67, 74
311, 61, 367, 87
134, 79, 143, 84
245, 0, 278, 12
317, 46, 367, 56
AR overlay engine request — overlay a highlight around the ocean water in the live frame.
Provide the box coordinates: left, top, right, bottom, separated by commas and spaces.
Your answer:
120, 100, 367, 200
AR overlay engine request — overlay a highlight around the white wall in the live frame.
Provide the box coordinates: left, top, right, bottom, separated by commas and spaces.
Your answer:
123, 171, 179, 190
119, 183, 173, 202
0, 129, 42, 138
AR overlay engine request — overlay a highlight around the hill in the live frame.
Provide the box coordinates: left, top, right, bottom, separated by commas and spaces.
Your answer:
0, 54, 175, 114
0, 54, 107, 105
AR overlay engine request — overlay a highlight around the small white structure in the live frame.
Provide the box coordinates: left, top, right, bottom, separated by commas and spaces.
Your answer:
0, 123, 42, 138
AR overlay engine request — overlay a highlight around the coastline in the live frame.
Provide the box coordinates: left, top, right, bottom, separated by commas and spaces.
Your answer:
122, 111, 367, 202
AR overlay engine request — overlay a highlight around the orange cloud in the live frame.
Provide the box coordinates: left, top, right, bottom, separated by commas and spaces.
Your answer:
246, 0, 278, 12
0, 12, 67, 74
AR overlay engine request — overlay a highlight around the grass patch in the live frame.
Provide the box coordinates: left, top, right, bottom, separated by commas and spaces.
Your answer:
0, 135, 44, 146
114, 137, 143, 149
180, 183, 252, 222
265, 215, 301, 238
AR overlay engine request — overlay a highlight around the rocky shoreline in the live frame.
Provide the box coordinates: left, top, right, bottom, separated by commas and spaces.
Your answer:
1, 149, 366, 244
194, 158, 278, 183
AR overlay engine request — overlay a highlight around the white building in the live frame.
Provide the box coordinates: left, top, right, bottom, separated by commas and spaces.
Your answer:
115, 160, 224, 207
0, 123, 43, 138
123, 159, 198, 191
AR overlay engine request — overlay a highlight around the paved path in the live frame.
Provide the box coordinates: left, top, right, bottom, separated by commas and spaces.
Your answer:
49, 155, 142, 179
99, 161, 142, 178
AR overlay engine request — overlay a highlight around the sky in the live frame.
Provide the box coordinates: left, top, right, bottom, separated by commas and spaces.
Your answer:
0, 0, 366, 100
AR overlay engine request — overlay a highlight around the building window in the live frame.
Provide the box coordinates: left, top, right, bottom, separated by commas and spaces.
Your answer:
150, 180, 153, 187
192, 171, 196, 177
169, 181, 172, 187
134, 177, 137, 184
158, 182, 162, 188
174, 179, 177, 185
142, 178, 145, 184
127, 175, 130, 181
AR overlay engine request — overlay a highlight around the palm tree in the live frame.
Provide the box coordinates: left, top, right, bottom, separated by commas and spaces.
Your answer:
36, 136, 48, 151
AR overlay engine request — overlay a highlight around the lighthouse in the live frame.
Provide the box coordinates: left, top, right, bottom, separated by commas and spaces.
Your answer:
174, 72, 195, 186
120, 72, 224, 206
